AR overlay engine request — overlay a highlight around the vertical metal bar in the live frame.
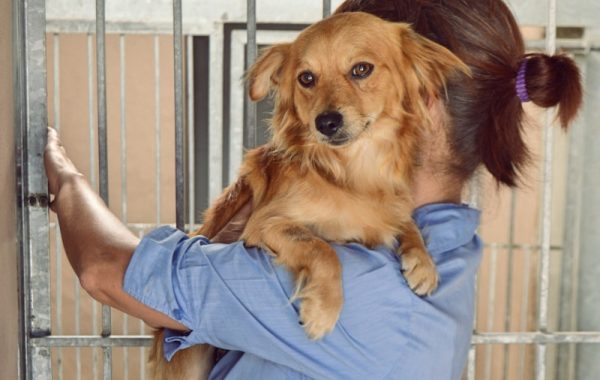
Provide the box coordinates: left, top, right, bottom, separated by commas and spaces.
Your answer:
468, 169, 482, 209
503, 189, 518, 379
467, 346, 476, 380
15, 0, 51, 377
245, 0, 258, 149
87, 31, 100, 380
75, 272, 81, 380
484, 244, 499, 380
173, 0, 185, 230
120, 34, 128, 226
55, 226, 63, 380
53, 32, 64, 380
138, 230, 146, 380
208, 24, 224, 201
187, 35, 195, 228
155, 35, 162, 226
519, 246, 533, 379
88, 34, 97, 190
96, 0, 112, 378
322, 0, 331, 18
537, 0, 557, 377
53, 33, 60, 132
119, 33, 129, 380
96, 0, 108, 204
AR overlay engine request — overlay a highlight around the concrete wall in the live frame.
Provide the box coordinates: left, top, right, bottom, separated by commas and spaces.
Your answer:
0, 0, 21, 378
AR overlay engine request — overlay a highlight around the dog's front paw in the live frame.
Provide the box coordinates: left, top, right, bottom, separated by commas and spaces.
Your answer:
401, 248, 439, 296
298, 279, 343, 340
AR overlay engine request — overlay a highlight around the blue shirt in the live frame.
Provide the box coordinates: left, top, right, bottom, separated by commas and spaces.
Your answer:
124, 203, 482, 380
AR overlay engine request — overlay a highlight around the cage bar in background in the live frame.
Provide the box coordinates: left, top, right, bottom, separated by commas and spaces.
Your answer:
15, 0, 52, 377
187, 35, 196, 228
94, 1, 114, 378
536, 0, 558, 378
244, 0, 258, 149
173, 0, 185, 230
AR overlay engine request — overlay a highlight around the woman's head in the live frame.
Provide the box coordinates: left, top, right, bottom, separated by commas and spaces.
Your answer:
335, 0, 583, 186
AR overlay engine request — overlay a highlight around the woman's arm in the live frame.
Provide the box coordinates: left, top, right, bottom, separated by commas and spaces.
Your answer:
45, 127, 187, 330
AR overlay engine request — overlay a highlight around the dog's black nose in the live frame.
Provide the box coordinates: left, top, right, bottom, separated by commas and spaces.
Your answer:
315, 112, 343, 137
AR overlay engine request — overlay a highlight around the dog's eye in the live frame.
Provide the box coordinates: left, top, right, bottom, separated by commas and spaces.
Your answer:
298, 71, 316, 88
351, 62, 374, 79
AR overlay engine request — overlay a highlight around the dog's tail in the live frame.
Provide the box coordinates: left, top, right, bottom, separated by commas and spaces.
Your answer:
149, 329, 215, 380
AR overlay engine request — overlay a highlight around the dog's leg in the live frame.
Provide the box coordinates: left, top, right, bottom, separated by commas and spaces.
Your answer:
397, 221, 439, 296
149, 330, 215, 380
244, 218, 343, 340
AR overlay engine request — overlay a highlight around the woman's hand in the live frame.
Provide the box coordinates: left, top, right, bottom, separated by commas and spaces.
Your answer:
44, 127, 83, 207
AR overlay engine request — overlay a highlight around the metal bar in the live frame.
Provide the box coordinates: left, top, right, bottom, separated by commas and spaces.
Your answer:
120, 34, 128, 225
53, 33, 60, 132
503, 189, 518, 379
322, 0, 331, 18
119, 33, 129, 380
14, 0, 51, 378
27, 331, 600, 348
519, 246, 533, 379
537, 0, 558, 378
187, 35, 195, 228
155, 35, 161, 225
482, 243, 562, 252
53, 31, 64, 380
208, 24, 224, 200
138, 230, 146, 380
244, 0, 258, 149
87, 33, 97, 189
86, 31, 101, 380
96, 0, 108, 205
31, 336, 154, 347
55, 225, 63, 380
96, 1, 112, 379
484, 244, 499, 380
467, 346, 476, 380
75, 274, 81, 380
173, 0, 185, 230
123, 315, 129, 380
472, 332, 600, 345
468, 168, 482, 209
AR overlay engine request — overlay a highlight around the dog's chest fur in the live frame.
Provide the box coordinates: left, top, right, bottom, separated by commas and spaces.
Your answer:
242, 126, 415, 249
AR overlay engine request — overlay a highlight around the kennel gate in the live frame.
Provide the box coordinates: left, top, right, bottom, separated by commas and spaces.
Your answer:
14, 0, 600, 379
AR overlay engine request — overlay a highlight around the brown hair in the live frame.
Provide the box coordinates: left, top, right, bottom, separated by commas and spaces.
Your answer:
335, 0, 583, 186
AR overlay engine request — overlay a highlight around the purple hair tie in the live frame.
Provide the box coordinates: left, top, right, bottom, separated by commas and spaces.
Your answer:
516, 59, 530, 102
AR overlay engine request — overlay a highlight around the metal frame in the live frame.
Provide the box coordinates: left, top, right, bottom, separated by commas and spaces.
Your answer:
16, 0, 600, 379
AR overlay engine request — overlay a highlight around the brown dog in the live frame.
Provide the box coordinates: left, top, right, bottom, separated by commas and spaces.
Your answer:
150, 12, 468, 379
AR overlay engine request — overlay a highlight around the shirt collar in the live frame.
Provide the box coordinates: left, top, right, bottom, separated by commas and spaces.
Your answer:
412, 203, 481, 255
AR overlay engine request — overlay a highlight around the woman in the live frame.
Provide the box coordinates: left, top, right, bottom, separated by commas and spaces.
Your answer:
45, 0, 582, 378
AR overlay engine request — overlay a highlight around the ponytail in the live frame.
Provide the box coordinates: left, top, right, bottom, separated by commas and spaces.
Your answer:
524, 53, 583, 128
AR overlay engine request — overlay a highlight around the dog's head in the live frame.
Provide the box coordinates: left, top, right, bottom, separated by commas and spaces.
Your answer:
247, 12, 468, 150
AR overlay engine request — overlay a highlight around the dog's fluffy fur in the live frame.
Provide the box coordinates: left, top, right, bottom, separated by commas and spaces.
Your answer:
150, 12, 468, 379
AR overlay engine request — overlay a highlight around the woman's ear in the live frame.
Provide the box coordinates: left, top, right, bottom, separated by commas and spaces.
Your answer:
393, 24, 469, 99
246, 43, 291, 101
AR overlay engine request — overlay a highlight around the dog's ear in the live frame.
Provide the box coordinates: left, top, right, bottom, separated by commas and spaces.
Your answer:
247, 43, 291, 101
393, 25, 469, 100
